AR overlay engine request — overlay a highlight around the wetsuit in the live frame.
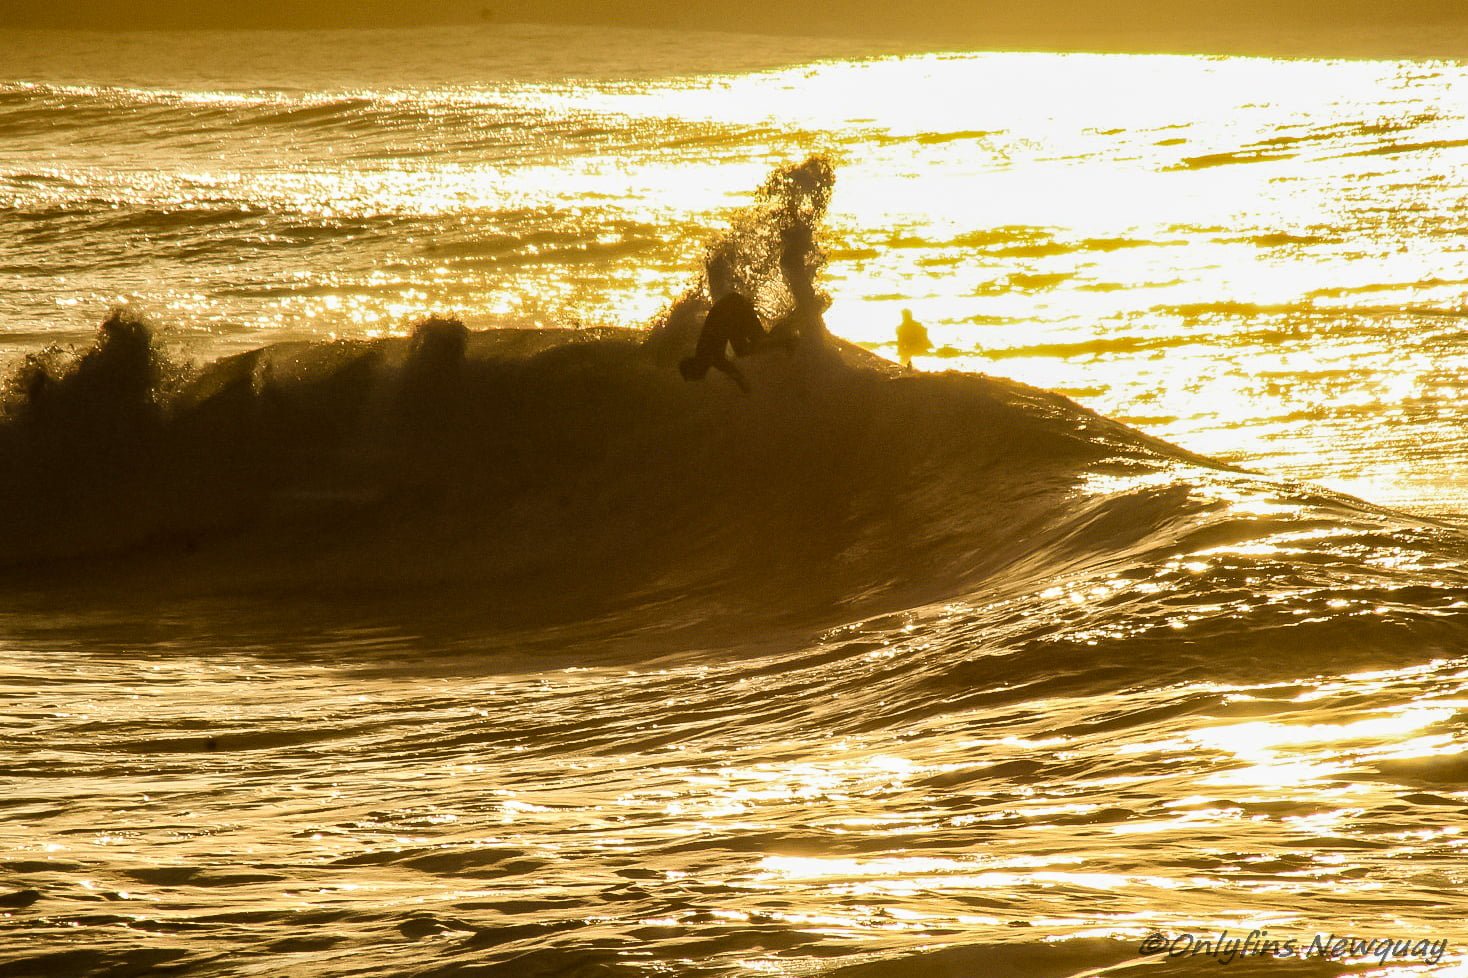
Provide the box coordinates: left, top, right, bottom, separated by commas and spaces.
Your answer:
679, 293, 768, 392
695, 293, 767, 360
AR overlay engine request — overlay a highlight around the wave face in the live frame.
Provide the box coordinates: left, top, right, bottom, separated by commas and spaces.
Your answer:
4, 306, 1465, 654
6, 154, 1459, 659
0, 314, 1193, 621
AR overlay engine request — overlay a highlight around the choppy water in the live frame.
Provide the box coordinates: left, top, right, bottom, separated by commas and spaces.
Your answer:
1, 23, 1467, 978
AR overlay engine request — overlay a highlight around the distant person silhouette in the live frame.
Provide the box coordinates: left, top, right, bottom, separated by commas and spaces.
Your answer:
679, 257, 768, 393
896, 308, 931, 368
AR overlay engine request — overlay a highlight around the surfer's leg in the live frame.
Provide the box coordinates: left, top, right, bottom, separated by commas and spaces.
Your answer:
728, 306, 768, 356
709, 358, 749, 394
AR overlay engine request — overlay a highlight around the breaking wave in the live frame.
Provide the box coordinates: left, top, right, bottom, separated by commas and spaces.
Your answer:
1, 159, 1464, 667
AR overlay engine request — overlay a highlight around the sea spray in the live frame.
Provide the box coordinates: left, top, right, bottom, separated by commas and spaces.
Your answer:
648, 155, 835, 363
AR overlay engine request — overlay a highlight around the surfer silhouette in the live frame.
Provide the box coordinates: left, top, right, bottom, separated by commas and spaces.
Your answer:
679, 292, 767, 393
679, 219, 833, 390
896, 308, 931, 368
679, 254, 774, 392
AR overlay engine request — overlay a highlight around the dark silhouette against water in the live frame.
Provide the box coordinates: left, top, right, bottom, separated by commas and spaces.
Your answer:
678, 220, 834, 392
896, 308, 931, 368
679, 292, 768, 392
646, 156, 836, 389
687, 222, 829, 388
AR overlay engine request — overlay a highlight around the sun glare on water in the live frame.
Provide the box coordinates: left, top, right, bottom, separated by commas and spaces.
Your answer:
2, 25, 1468, 978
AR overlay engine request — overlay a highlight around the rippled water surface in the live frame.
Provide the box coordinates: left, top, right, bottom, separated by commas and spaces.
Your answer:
2, 23, 1467, 978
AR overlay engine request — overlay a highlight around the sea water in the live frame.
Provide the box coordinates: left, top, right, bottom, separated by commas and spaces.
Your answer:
1, 23, 1466, 978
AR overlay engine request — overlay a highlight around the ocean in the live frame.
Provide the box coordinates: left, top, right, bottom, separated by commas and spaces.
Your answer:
1, 22, 1466, 978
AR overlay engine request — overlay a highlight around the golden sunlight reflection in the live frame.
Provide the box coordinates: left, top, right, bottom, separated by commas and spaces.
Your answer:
754, 855, 1189, 895
1188, 707, 1459, 789
6, 29, 1468, 978
21, 49, 1467, 510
